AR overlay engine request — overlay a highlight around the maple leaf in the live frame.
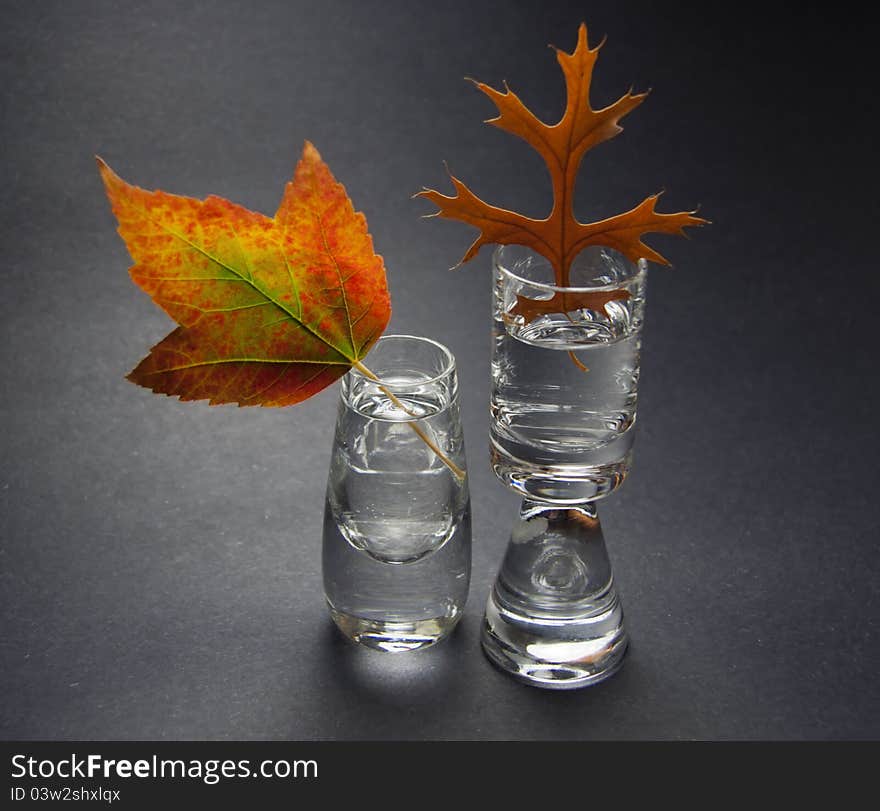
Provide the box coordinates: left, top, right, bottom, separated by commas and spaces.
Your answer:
98, 142, 391, 407
418, 23, 707, 318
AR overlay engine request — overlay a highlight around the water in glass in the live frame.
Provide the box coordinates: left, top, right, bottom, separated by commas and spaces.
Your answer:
490, 246, 647, 503
322, 336, 470, 652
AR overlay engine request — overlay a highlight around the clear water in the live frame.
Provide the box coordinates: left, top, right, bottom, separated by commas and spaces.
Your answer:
322, 382, 471, 651
490, 271, 646, 503
492, 325, 641, 461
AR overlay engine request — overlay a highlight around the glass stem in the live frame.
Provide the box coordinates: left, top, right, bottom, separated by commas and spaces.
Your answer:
352, 360, 466, 481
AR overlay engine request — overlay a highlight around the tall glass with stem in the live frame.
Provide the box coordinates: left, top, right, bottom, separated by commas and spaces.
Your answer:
482, 245, 646, 688
322, 334, 471, 652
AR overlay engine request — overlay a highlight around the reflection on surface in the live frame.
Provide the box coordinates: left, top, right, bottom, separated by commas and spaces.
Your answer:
318, 617, 470, 709
300, 604, 640, 740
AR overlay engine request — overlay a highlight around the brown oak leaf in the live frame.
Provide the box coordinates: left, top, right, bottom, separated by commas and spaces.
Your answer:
418, 23, 707, 319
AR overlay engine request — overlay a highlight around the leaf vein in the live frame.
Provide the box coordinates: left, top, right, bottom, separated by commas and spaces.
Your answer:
317, 214, 355, 353
128, 200, 352, 362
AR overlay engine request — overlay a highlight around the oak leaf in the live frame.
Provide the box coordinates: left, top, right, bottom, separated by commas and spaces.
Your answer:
98, 142, 391, 407
418, 23, 707, 318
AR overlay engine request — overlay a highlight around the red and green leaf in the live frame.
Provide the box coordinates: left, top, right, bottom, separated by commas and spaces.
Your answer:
98, 142, 391, 406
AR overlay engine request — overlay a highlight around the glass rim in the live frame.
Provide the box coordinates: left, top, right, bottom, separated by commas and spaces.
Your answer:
348, 333, 456, 391
493, 244, 647, 294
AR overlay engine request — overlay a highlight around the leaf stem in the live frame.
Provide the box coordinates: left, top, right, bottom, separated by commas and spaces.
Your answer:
564, 309, 590, 372
352, 360, 467, 482
567, 349, 589, 372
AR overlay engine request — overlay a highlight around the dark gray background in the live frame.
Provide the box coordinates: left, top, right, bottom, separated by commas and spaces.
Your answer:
2, 0, 878, 740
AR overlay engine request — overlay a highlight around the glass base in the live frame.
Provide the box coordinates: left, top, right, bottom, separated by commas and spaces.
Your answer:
480, 499, 628, 689
328, 606, 461, 653
481, 586, 628, 689
490, 438, 630, 504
